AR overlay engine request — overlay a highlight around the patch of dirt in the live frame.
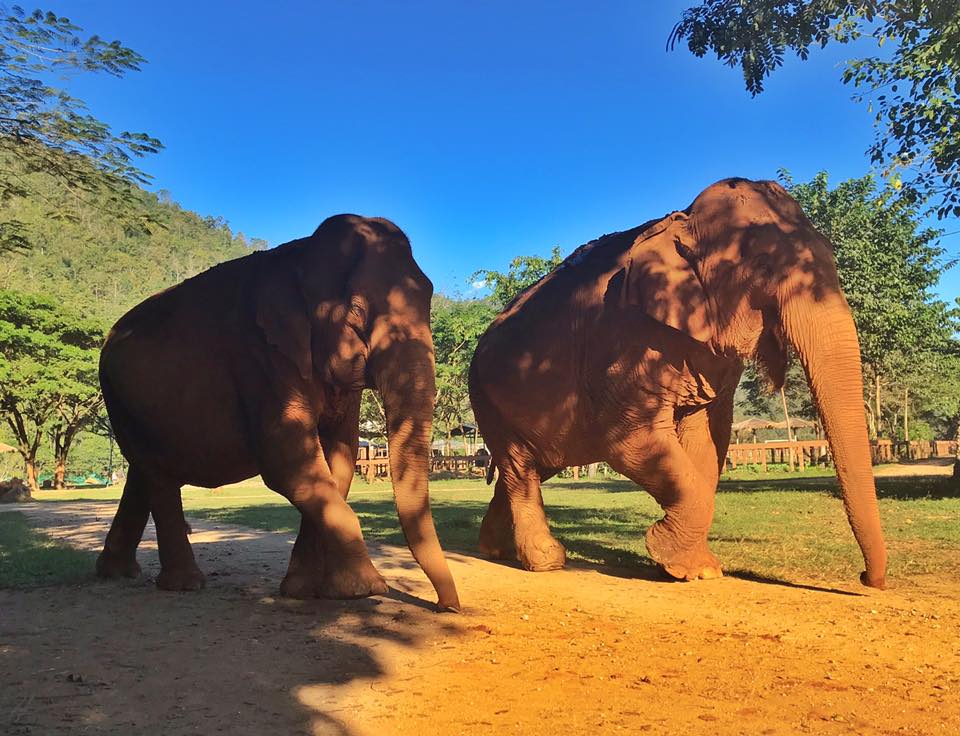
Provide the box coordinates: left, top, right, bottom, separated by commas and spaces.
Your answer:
873, 457, 955, 477
1, 502, 959, 735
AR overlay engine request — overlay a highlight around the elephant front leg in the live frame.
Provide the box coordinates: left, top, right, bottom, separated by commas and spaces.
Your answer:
262, 404, 385, 600
610, 422, 722, 581
280, 516, 325, 598
479, 459, 566, 572
280, 394, 363, 599
278, 479, 386, 599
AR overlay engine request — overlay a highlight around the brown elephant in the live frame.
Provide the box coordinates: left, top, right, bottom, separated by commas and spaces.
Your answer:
96, 215, 460, 610
469, 178, 887, 590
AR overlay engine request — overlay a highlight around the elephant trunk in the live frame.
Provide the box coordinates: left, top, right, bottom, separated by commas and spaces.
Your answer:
373, 331, 461, 611
779, 286, 887, 588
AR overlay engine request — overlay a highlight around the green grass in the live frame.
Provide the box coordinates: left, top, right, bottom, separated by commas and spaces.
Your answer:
33, 473, 960, 585
0, 511, 97, 588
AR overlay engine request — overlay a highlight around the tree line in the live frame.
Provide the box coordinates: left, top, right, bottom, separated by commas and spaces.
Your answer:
2, 4, 959, 487
2, 163, 958, 488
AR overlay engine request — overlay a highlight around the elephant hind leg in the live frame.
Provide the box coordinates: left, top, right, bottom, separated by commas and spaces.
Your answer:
607, 423, 722, 581
97, 465, 151, 580
148, 471, 206, 591
479, 446, 566, 572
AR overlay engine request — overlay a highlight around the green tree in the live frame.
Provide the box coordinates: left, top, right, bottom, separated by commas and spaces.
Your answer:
671, 1, 960, 215
737, 361, 817, 425
472, 246, 564, 308
0, 154, 259, 323
0, 289, 103, 491
782, 170, 959, 438
0, 5, 161, 252
360, 389, 387, 441
431, 295, 497, 450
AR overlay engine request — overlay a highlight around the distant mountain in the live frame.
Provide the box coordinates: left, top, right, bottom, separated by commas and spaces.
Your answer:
0, 158, 266, 325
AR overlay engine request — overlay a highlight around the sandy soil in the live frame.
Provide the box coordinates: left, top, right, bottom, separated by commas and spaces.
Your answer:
1, 498, 959, 736
872, 457, 955, 477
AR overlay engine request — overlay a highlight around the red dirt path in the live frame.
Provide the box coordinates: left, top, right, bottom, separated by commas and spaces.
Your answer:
1, 501, 958, 735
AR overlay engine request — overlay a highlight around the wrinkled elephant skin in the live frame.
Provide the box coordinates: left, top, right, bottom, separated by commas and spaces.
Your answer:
470, 178, 887, 589
97, 215, 460, 610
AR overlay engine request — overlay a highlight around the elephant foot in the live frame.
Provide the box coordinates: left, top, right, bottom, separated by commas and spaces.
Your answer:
517, 532, 567, 572
645, 522, 722, 581
321, 557, 388, 599
480, 501, 566, 571
95, 550, 141, 579
478, 510, 516, 561
279, 569, 323, 599
156, 565, 207, 592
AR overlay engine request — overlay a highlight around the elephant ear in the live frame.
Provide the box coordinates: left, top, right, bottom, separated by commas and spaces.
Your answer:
254, 258, 314, 381
613, 214, 713, 343
254, 215, 380, 386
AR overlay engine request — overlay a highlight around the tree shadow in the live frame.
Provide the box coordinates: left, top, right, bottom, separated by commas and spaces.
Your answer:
1, 504, 464, 736
714, 474, 959, 500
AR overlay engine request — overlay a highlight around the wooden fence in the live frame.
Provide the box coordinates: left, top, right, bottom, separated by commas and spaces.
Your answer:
431, 454, 491, 475
356, 440, 957, 480
355, 453, 491, 481
724, 438, 958, 472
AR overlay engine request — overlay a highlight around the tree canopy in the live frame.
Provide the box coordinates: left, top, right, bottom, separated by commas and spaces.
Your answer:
766, 170, 959, 439
671, 1, 960, 216
431, 295, 497, 446
0, 289, 102, 490
0, 5, 161, 253
472, 246, 564, 309
0, 155, 261, 324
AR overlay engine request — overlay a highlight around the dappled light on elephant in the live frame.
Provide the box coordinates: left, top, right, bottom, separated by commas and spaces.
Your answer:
470, 177, 887, 589
96, 215, 460, 610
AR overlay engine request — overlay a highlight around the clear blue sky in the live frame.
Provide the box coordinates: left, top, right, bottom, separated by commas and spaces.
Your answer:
57, 1, 959, 302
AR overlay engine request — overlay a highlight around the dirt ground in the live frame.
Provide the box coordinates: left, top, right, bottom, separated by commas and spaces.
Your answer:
2, 494, 959, 736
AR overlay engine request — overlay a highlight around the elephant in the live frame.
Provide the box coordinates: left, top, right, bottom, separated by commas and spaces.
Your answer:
95, 214, 460, 610
469, 178, 887, 589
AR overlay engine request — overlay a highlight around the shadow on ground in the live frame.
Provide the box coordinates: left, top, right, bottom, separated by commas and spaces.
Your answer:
0, 504, 462, 736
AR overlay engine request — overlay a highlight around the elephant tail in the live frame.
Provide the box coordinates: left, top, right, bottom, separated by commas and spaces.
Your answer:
485, 460, 495, 485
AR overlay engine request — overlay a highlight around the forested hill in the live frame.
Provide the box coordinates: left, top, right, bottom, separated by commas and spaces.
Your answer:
0, 159, 266, 326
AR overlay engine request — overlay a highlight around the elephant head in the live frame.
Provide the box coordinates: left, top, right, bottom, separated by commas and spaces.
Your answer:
255, 215, 459, 609
621, 178, 887, 589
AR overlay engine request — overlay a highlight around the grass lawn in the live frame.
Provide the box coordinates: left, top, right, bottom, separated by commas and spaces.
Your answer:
35, 471, 960, 585
0, 511, 97, 589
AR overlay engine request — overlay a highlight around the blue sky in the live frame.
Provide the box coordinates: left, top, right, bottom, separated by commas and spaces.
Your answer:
57, 1, 959, 302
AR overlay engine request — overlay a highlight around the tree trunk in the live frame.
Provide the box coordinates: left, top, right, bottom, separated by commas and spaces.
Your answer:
780, 386, 795, 471
953, 417, 959, 483
51, 424, 79, 489
587, 462, 598, 479
903, 386, 909, 444
23, 454, 39, 493
874, 373, 882, 439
